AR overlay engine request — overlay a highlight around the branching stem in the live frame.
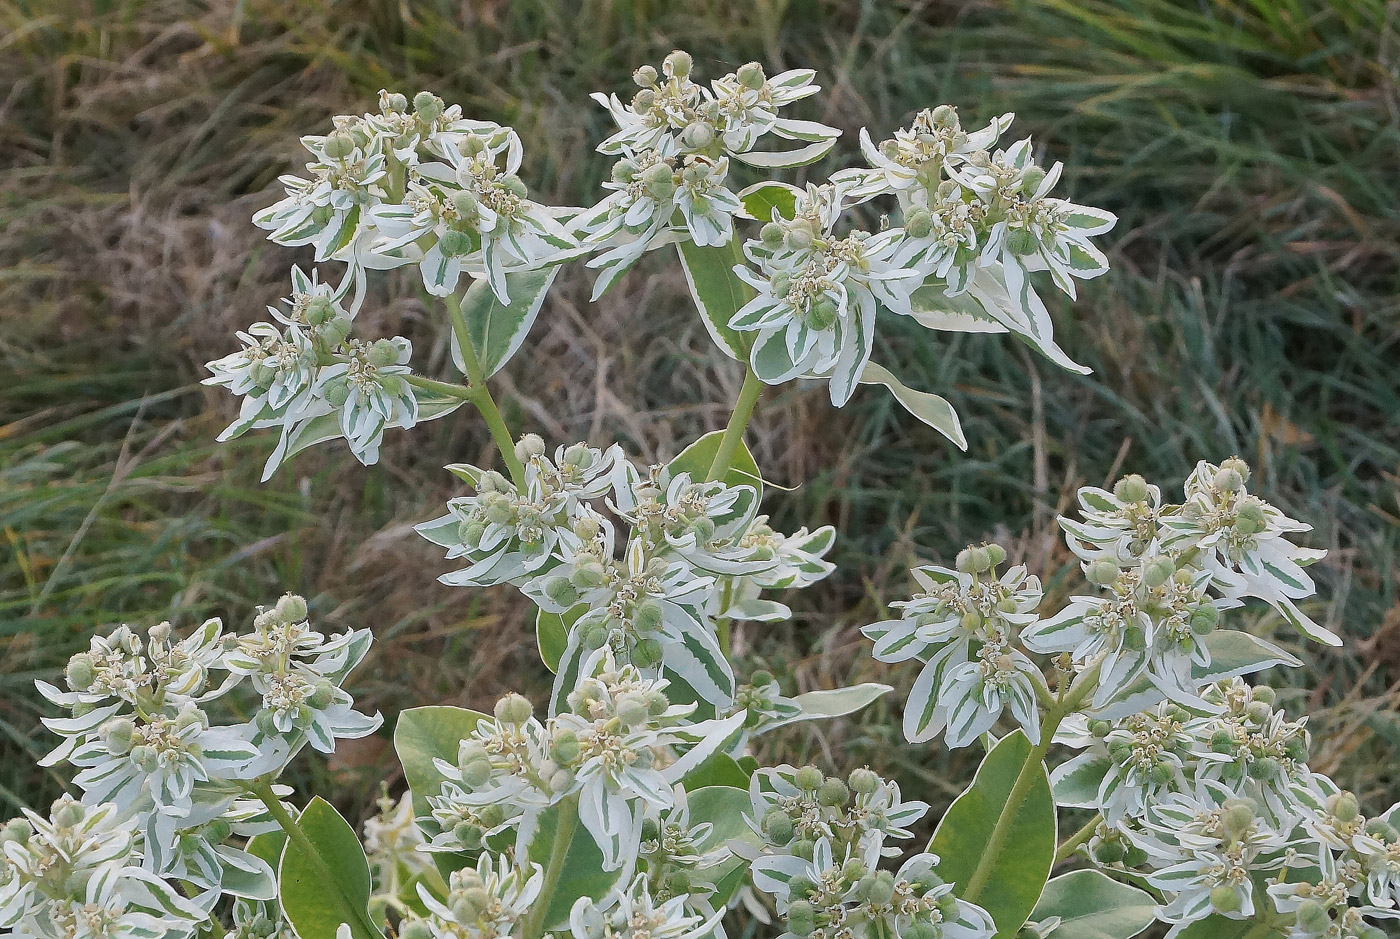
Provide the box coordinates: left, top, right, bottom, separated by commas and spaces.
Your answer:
705, 367, 763, 482
521, 794, 580, 939
444, 293, 526, 488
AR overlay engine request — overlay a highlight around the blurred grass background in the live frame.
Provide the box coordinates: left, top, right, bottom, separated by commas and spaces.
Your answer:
2, 0, 1399, 837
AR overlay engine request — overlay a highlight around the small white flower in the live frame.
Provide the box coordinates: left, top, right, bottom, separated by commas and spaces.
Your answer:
570, 873, 723, 939
415, 852, 543, 939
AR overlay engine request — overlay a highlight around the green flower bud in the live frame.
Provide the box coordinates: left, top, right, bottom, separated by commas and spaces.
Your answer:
364, 339, 398, 369
384, 92, 409, 112
750, 669, 775, 688
817, 778, 850, 808
322, 132, 356, 160
569, 558, 607, 590
759, 221, 786, 247
1221, 800, 1254, 837
736, 62, 765, 90
792, 837, 816, 860
1190, 605, 1219, 635
544, 577, 579, 608
848, 767, 879, 794
65, 653, 96, 691
785, 219, 815, 250
1248, 756, 1279, 780
770, 272, 791, 297
494, 692, 533, 726
1210, 729, 1236, 754
400, 921, 434, 939
633, 637, 664, 668
641, 162, 675, 200
786, 900, 816, 937
514, 433, 545, 463
632, 88, 656, 112
1093, 839, 1125, 864
1142, 555, 1175, 589
1089, 719, 1112, 737
664, 50, 693, 79
1357, 927, 1388, 939
633, 599, 664, 634
1220, 457, 1251, 483
1209, 885, 1241, 913
1, 818, 31, 845
904, 207, 933, 239
806, 296, 838, 331
307, 680, 336, 710
1213, 466, 1244, 493
1112, 474, 1149, 503
551, 729, 580, 764
1149, 762, 1174, 785
794, 765, 823, 791
458, 757, 492, 788
1295, 899, 1329, 933
955, 545, 991, 574
616, 693, 649, 727
762, 808, 794, 845
930, 104, 957, 127
303, 295, 336, 326
52, 798, 85, 829
581, 623, 609, 650
413, 91, 444, 122
680, 122, 715, 150
1021, 164, 1048, 196
438, 229, 473, 258
1365, 818, 1399, 843
448, 190, 479, 220
500, 174, 528, 198
633, 65, 658, 88
985, 543, 1008, 567
1234, 502, 1266, 535
1006, 228, 1039, 256
1086, 559, 1120, 586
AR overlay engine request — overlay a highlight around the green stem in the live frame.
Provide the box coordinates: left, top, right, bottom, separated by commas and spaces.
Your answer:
522, 794, 580, 939
1239, 922, 1280, 939
705, 367, 763, 482
962, 661, 1103, 904
249, 783, 380, 939
444, 293, 526, 488
404, 374, 474, 400
1053, 813, 1101, 865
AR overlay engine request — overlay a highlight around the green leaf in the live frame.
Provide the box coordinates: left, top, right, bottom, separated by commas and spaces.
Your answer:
1175, 916, 1284, 938
666, 428, 763, 498
283, 389, 466, 462
676, 239, 754, 360
686, 786, 761, 906
1199, 630, 1303, 679
737, 182, 801, 221
526, 804, 623, 932
246, 829, 287, 873
537, 605, 583, 673
279, 797, 376, 939
393, 706, 487, 821
929, 731, 1056, 937
1029, 870, 1157, 939
860, 362, 967, 449
450, 268, 558, 378
909, 284, 1010, 334
766, 683, 892, 730
682, 752, 752, 790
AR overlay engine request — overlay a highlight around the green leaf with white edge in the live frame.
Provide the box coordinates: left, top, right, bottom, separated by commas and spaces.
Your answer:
1028, 870, 1157, 939
444, 463, 485, 486
1175, 916, 1284, 939
451, 267, 558, 378
732, 138, 837, 169
738, 182, 801, 221
676, 238, 753, 360
686, 786, 761, 906
766, 683, 892, 730
537, 605, 583, 673
909, 284, 1010, 334
246, 829, 287, 874
681, 752, 752, 791
283, 389, 466, 462
928, 730, 1056, 937
1199, 630, 1303, 679
526, 803, 623, 932
1051, 753, 1113, 807
860, 362, 967, 450
666, 428, 763, 498
393, 706, 488, 821
279, 797, 379, 939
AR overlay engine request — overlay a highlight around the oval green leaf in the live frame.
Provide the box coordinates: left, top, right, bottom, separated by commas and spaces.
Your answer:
279, 797, 377, 939
1029, 870, 1157, 939
928, 730, 1056, 937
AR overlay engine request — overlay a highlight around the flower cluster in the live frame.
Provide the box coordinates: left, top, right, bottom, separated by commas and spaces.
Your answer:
834, 106, 1116, 376
577, 51, 838, 297
421, 651, 743, 871
743, 765, 992, 939
204, 266, 423, 477
863, 544, 1045, 746
26, 599, 378, 902
419, 434, 836, 710
1059, 679, 1397, 937
254, 89, 577, 302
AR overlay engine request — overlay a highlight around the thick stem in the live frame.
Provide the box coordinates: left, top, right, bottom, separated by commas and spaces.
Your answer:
1053, 813, 1101, 865
404, 374, 474, 400
444, 293, 527, 488
521, 794, 580, 939
249, 783, 380, 939
961, 661, 1102, 904
705, 368, 763, 482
